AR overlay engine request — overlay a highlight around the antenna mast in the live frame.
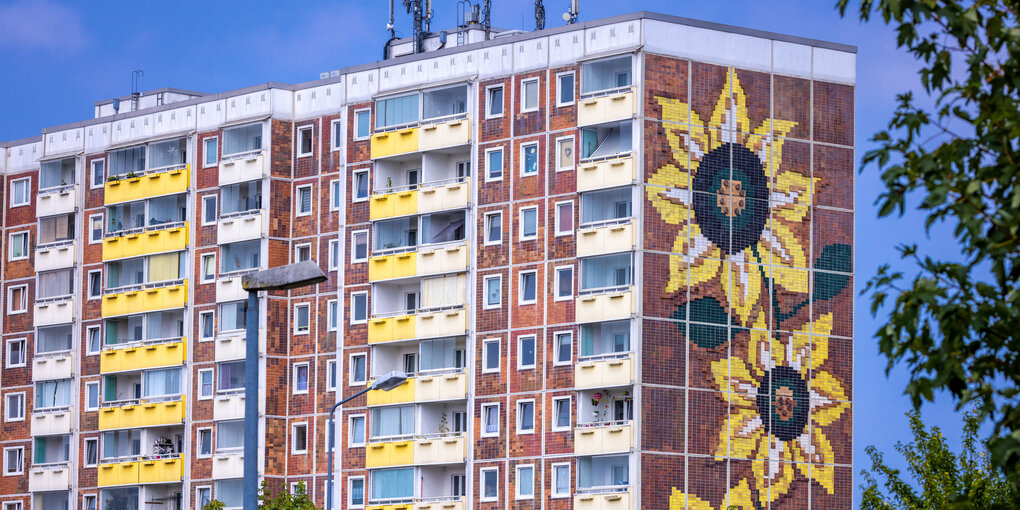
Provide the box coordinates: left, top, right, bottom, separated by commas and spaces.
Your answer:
534, 1, 545, 30
563, 0, 579, 24
402, 0, 433, 54
482, 0, 492, 39
130, 70, 144, 112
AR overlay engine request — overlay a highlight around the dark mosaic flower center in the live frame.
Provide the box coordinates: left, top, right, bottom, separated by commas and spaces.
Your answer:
755, 365, 809, 442
692, 143, 769, 255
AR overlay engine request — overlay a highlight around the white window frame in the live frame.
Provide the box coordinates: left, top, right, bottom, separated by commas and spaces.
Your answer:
294, 243, 312, 263
294, 303, 311, 335
5, 338, 26, 368
83, 438, 99, 467
329, 179, 342, 211
293, 362, 310, 394
551, 462, 571, 498
515, 464, 535, 500
196, 486, 212, 509
351, 230, 368, 263
480, 466, 499, 501
480, 403, 500, 438
519, 206, 538, 241
350, 291, 368, 324
296, 184, 313, 217
353, 109, 371, 141
553, 331, 573, 366
83, 494, 98, 510
348, 475, 366, 508
87, 269, 102, 300
331, 119, 344, 151
7, 285, 27, 315
85, 381, 100, 411
4, 392, 25, 422
482, 338, 500, 374
328, 239, 340, 270
555, 135, 575, 172
352, 169, 369, 202
485, 84, 504, 119
8, 231, 28, 261
348, 415, 366, 447
518, 270, 537, 305
90, 159, 106, 189
197, 428, 213, 458
203, 136, 219, 168
552, 396, 572, 431
556, 71, 576, 107
482, 274, 502, 310
517, 335, 536, 370
520, 77, 539, 113
483, 211, 502, 246
10, 178, 30, 207
291, 422, 309, 454
519, 141, 539, 177
3, 502, 22, 510
198, 369, 215, 400
484, 147, 503, 183
297, 126, 314, 157
516, 399, 535, 435
327, 299, 339, 332
349, 353, 367, 386
89, 213, 104, 244
201, 253, 216, 283
326, 359, 337, 392
3, 446, 23, 475
86, 325, 101, 355
201, 195, 217, 226
554, 200, 574, 236
199, 310, 215, 342
554, 265, 574, 302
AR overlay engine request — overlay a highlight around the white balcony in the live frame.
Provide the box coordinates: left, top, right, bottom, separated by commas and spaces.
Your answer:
32, 352, 74, 381
213, 392, 245, 421
217, 210, 265, 244
214, 329, 264, 362
31, 409, 72, 436
576, 288, 635, 323
35, 241, 76, 272
219, 151, 268, 186
34, 299, 74, 327
215, 276, 249, 303
36, 186, 77, 217
211, 451, 245, 479
28, 463, 71, 492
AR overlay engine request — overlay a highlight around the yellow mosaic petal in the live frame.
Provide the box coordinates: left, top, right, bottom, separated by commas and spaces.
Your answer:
747, 316, 771, 375
669, 488, 716, 510
811, 428, 837, 493
648, 165, 691, 226
769, 265, 809, 294
665, 251, 688, 296
689, 253, 723, 289
766, 444, 797, 505
726, 479, 755, 510
812, 372, 849, 427
807, 313, 834, 370
729, 407, 766, 460
767, 215, 809, 269
724, 259, 765, 328
774, 166, 814, 205
766, 119, 798, 176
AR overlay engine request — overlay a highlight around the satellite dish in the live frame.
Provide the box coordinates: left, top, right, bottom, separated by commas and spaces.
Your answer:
562, 12, 570, 21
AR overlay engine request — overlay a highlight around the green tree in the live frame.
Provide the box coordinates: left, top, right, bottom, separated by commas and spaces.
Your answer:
836, 0, 1020, 472
258, 481, 321, 510
201, 500, 225, 510
860, 410, 1020, 509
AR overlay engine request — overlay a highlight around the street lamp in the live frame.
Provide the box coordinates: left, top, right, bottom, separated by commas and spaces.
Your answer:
241, 261, 328, 509
326, 370, 408, 510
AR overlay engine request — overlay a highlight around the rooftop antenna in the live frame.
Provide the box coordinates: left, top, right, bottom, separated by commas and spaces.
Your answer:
130, 70, 144, 112
562, 0, 579, 24
402, 0, 433, 54
384, 0, 397, 58
534, 1, 545, 30
482, 0, 492, 38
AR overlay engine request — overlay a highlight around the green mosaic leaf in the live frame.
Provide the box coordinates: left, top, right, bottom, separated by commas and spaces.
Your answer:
673, 297, 731, 349
813, 243, 851, 302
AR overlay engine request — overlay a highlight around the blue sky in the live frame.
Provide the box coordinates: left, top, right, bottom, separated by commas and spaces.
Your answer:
0, 0, 967, 503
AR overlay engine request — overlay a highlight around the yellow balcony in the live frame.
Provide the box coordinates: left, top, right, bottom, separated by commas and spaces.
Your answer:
575, 354, 634, 389
100, 339, 186, 374
103, 224, 188, 261
576, 288, 634, 323
367, 314, 416, 344
368, 252, 418, 281
368, 243, 469, 282
366, 379, 415, 406
577, 155, 636, 192
370, 190, 418, 220
371, 127, 419, 159
365, 435, 466, 468
418, 115, 471, 151
104, 165, 190, 205
102, 282, 188, 318
98, 397, 186, 430
367, 308, 467, 344
577, 89, 636, 127
365, 439, 414, 468
575, 422, 634, 455
367, 498, 465, 510
577, 221, 635, 257
366, 371, 467, 405
574, 489, 632, 510
98, 460, 138, 487
97, 457, 183, 486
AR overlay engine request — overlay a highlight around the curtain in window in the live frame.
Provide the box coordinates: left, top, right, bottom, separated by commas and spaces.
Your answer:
148, 195, 184, 225
222, 124, 262, 156
581, 254, 632, 290
581, 56, 633, 94
221, 240, 260, 272
420, 275, 465, 309
218, 361, 245, 390
518, 467, 534, 496
147, 253, 182, 283
371, 468, 414, 500
216, 421, 244, 450
377, 94, 419, 129
221, 181, 261, 214
37, 325, 72, 353
38, 269, 73, 298
219, 301, 247, 332
40, 158, 74, 189
371, 405, 414, 437
109, 146, 146, 176
422, 86, 467, 119
36, 380, 71, 408
38, 214, 74, 244
142, 368, 182, 397
148, 138, 186, 169
419, 338, 457, 371
484, 406, 498, 433
106, 258, 144, 289
350, 479, 365, 504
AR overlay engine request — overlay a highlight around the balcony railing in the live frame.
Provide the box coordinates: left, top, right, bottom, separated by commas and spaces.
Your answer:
108, 163, 188, 181
102, 336, 183, 352
578, 283, 631, 297
105, 220, 186, 240
372, 175, 468, 196
104, 278, 185, 296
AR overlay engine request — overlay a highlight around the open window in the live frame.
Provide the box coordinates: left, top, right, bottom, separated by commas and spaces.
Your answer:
581, 56, 633, 94
581, 121, 632, 160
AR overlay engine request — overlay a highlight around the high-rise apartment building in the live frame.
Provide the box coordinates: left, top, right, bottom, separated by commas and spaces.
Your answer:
0, 11, 855, 510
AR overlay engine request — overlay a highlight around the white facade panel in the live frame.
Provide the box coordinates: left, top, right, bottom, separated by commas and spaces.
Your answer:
217, 211, 265, 244
36, 187, 77, 217
152, 106, 196, 137
5, 141, 42, 173
34, 300, 75, 326
813, 47, 857, 84
513, 37, 549, 72
477, 45, 514, 79
270, 89, 294, 120
294, 83, 344, 119
85, 124, 112, 154
642, 19, 772, 74
32, 353, 74, 382
31, 410, 73, 436
549, 31, 585, 66
347, 70, 380, 103
35, 242, 76, 272
28, 464, 71, 492
224, 91, 272, 122
44, 128, 84, 156
585, 21, 641, 56
773, 40, 813, 78
197, 100, 227, 132
110, 116, 155, 146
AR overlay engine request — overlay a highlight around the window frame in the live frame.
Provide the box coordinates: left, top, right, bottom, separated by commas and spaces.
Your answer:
293, 303, 311, 335
552, 395, 572, 431
556, 71, 576, 107
328, 239, 340, 270
518, 206, 538, 241
348, 475, 366, 508
551, 462, 571, 498
295, 184, 313, 217
330, 179, 342, 211
197, 427, 213, 458
86, 325, 101, 355
485, 84, 504, 119
480, 403, 500, 438
195, 486, 213, 510
520, 77, 540, 113
518, 270, 537, 305
291, 422, 309, 454
201, 253, 216, 283
554, 200, 574, 236
294, 243, 312, 263
83, 438, 99, 467
352, 169, 369, 202
517, 335, 536, 370
482, 274, 502, 310
203, 136, 219, 168
480, 466, 499, 501
516, 399, 536, 435
293, 362, 310, 394
4, 392, 25, 422
7, 285, 28, 315
8, 231, 28, 261
90, 158, 106, 189
87, 269, 102, 300
297, 126, 314, 157
348, 414, 366, 447
483, 211, 502, 246
327, 299, 339, 332
555, 135, 575, 172
351, 230, 368, 263
353, 109, 371, 141
5, 338, 26, 368
515, 464, 535, 500
3, 446, 23, 475
350, 291, 368, 324
554, 265, 574, 302
198, 369, 215, 400
331, 119, 344, 151
201, 195, 217, 226
484, 147, 503, 183
482, 338, 500, 374
88, 213, 104, 244
326, 359, 337, 392
9, 178, 30, 207
349, 353, 367, 386
519, 141, 539, 177
553, 331, 573, 366
85, 381, 100, 411
199, 310, 215, 342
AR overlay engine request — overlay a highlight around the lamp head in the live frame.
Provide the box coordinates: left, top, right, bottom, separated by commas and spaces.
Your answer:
372, 371, 409, 391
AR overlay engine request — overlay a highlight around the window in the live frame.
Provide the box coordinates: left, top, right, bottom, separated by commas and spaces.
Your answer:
521, 78, 539, 112
331, 119, 344, 150
351, 231, 368, 262
85, 382, 100, 411
555, 332, 572, 365
483, 274, 501, 309
485, 147, 503, 182
518, 335, 536, 369
221, 240, 261, 273
486, 85, 504, 118
552, 463, 571, 497
200, 311, 215, 340
326, 359, 337, 391
555, 266, 573, 301
330, 179, 342, 211
323, 239, 338, 270
353, 170, 369, 201
582, 55, 633, 93
219, 301, 248, 332
551, 397, 572, 433
519, 206, 538, 241
292, 422, 308, 453
4, 447, 23, 475
517, 399, 535, 434
581, 121, 633, 159
39, 159, 75, 188
10, 178, 29, 207
370, 405, 414, 438
88, 270, 102, 299
2, 503, 20, 510
555, 201, 574, 235
84, 438, 99, 467
91, 159, 106, 188
484, 211, 502, 245
7, 285, 27, 314
217, 361, 245, 392
370, 467, 414, 503
556, 136, 575, 172
516, 464, 535, 499
222, 123, 262, 156
202, 195, 217, 225
296, 185, 313, 216
483, 338, 500, 373
349, 353, 367, 385
88, 214, 103, 244
4, 393, 24, 422
297, 126, 313, 157
348, 476, 366, 507
86, 326, 101, 355
293, 363, 309, 394
196, 486, 212, 509
581, 253, 632, 290
349, 415, 366, 447
294, 244, 312, 263
480, 467, 498, 501
354, 109, 371, 140
199, 253, 216, 283
6, 339, 25, 368
376, 93, 419, 129
557, 72, 575, 106
351, 292, 368, 324
198, 369, 214, 399
216, 478, 244, 508
197, 428, 212, 457
519, 270, 537, 304
8, 232, 28, 261
580, 320, 631, 357
520, 142, 539, 176
327, 299, 339, 331
481, 403, 499, 437
581, 187, 632, 224
204, 137, 218, 167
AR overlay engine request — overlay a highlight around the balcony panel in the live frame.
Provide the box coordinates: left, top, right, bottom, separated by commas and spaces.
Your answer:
214, 329, 264, 362
575, 355, 635, 389
367, 315, 415, 344
397, 498, 465, 510
574, 490, 632, 510
28, 464, 71, 492
213, 393, 245, 421
215, 276, 248, 303
34, 300, 74, 327
103, 224, 188, 261
31, 410, 72, 436
575, 288, 634, 323
370, 127, 419, 159
577, 90, 636, 126
417, 116, 471, 151
35, 242, 76, 272
576, 222, 635, 257
577, 156, 636, 192
369, 190, 418, 221
414, 309, 467, 340
98, 397, 185, 430
368, 252, 417, 282
138, 457, 183, 484
101, 283, 188, 318
414, 372, 467, 402
412, 435, 466, 465
364, 440, 414, 468
417, 181, 469, 215
104, 166, 190, 205
217, 211, 265, 244
98, 460, 139, 487
211, 453, 244, 479
32, 353, 74, 381
100, 339, 186, 374
366, 379, 415, 406
219, 152, 268, 186
36, 187, 77, 217
574, 422, 634, 455
416, 244, 468, 277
